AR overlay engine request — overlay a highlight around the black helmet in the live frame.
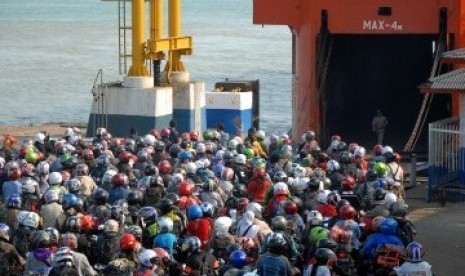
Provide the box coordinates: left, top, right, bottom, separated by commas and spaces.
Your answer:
273, 171, 288, 183
266, 233, 286, 254
336, 141, 348, 152
157, 198, 174, 214
93, 188, 109, 205
315, 248, 336, 265
223, 151, 235, 164
271, 216, 287, 231
307, 177, 321, 192
169, 144, 182, 158
366, 169, 378, 181
165, 193, 180, 204
30, 230, 50, 249
336, 199, 350, 213
127, 190, 143, 205
374, 188, 387, 201
316, 238, 338, 250
144, 164, 158, 176
65, 216, 81, 233
62, 156, 79, 170
339, 151, 353, 164
110, 205, 123, 221
154, 141, 166, 152
233, 184, 247, 198
383, 151, 396, 163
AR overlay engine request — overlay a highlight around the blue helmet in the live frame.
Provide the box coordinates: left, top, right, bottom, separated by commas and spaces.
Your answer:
230, 250, 247, 268
379, 218, 398, 235
407, 242, 424, 262
212, 163, 224, 178
181, 236, 201, 253
7, 194, 21, 209
187, 205, 203, 220
138, 206, 158, 221
179, 151, 192, 162
62, 194, 78, 210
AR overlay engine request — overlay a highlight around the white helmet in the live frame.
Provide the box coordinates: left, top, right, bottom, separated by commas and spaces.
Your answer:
228, 139, 239, 151
354, 146, 366, 158
294, 166, 306, 178
172, 173, 184, 185
273, 182, 289, 196
281, 144, 292, 154
64, 128, 75, 137
215, 150, 225, 160
48, 172, 63, 186
214, 216, 233, 233
196, 143, 206, 154
306, 210, 324, 225
194, 160, 205, 169
37, 161, 50, 175
17, 211, 40, 229
382, 145, 394, 155
384, 192, 398, 208
246, 202, 263, 216
34, 132, 46, 144
104, 219, 119, 233
235, 154, 247, 165
202, 158, 211, 168
144, 134, 156, 146
139, 249, 158, 268
316, 190, 331, 204
102, 169, 118, 184
185, 162, 197, 174
158, 217, 174, 232
329, 140, 340, 151
326, 160, 340, 173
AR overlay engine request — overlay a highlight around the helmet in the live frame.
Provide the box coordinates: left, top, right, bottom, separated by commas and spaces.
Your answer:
138, 206, 158, 222
166, 193, 180, 204
181, 236, 201, 253
49, 172, 63, 186
66, 178, 82, 194
7, 166, 21, 181
160, 127, 170, 138
62, 193, 78, 210
157, 198, 174, 214
373, 144, 383, 155
379, 218, 398, 235
179, 151, 193, 162
43, 189, 59, 204
339, 151, 353, 164
158, 160, 172, 174
25, 150, 39, 164
384, 192, 398, 208
266, 232, 286, 253
256, 130, 266, 140
17, 211, 40, 228
366, 169, 377, 181
169, 144, 182, 158
75, 163, 89, 176
326, 192, 341, 206
372, 216, 386, 232
82, 148, 94, 161
21, 163, 35, 177
178, 181, 193, 196
112, 173, 129, 186
139, 249, 158, 268
97, 154, 111, 168
284, 201, 298, 214
235, 154, 246, 165
37, 161, 50, 175
44, 227, 59, 245
374, 188, 387, 201
200, 202, 215, 218
187, 205, 203, 220
307, 210, 323, 226
243, 148, 254, 159
127, 190, 143, 205
310, 226, 330, 243
326, 160, 340, 173
149, 129, 160, 139
236, 197, 250, 212
121, 233, 137, 251
6, 194, 21, 209
316, 190, 330, 204
340, 204, 357, 220
4, 134, 17, 147
374, 162, 389, 176
104, 219, 119, 233
65, 215, 82, 232
271, 216, 287, 231
144, 164, 158, 176
154, 141, 166, 152
126, 225, 143, 241
230, 250, 247, 268
341, 176, 356, 191
119, 151, 133, 163
316, 238, 338, 250
382, 145, 394, 155
383, 151, 396, 163
30, 230, 50, 249
196, 142, 206, 154
189, 130, 199, 141
228, 139, 239, 151
354, 146, 366, 158
92, 188, 109, 204
158, 217, 174, 232
144, 134, 157, 147
273, 171, 288, 183
0, 223, 10, 241
315, 248, 337, 265
214, 216, 233, 233
273, 182, 289, 196
348, 142, 359, 153
80, 215, 95, 231
407, 242, 424, 262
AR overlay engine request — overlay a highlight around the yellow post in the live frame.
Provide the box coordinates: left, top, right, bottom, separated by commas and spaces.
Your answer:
168, 0, 184, 71
128, 0, 149, 76
150, 0, 163, 40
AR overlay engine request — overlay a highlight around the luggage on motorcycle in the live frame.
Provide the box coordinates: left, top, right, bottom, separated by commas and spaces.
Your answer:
95, 234, 120, 264
340, 194, 363, 211
104, 258, 136, 276
12, 228, 31, 257
375, 244, 406, 268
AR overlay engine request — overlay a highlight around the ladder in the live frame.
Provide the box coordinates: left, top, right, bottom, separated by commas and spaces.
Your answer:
118, 0, 132, 75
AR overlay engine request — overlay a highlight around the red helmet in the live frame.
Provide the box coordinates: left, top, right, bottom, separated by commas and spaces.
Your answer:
80, 215, 95, 231
160, 128, 170, 138
284, 201, 298, 214
349, 143, 359, 153
340, 204, 357, 220
119, 151, 133, 163
112, 173, 129, 186
120, 233, 137, 251
82, 149, 94, 161
158, 160, 172, 174
253, 167, 266, 178
181, 132, 191, 141
18, 147, 27, 159
8, 167, 21, 180
359, 216, 373, 233
178, 196, 199, 209
153, 247, 170, 260
4, 134, 17, 147
150, 129, 160, 139
178, 181, 193, 196
373, 144, 383, 155
341, 176, 356, 191
189, 131, 199, 141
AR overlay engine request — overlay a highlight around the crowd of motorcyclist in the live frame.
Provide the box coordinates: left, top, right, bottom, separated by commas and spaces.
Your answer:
0, 123, 434, 276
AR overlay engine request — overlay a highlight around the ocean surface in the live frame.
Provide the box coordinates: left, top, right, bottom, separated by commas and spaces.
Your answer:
0, 0, 292, 134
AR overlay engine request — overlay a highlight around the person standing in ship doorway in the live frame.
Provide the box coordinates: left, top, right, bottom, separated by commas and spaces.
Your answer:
372, 109, 388, 145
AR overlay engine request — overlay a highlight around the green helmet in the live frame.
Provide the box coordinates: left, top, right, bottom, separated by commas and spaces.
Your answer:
310, 226, 330, 244
244, 148, 254, 159
203, 130, 213, 141
373, 162, 389, 177
251, 157, 266, 169
25, 150, 39, 164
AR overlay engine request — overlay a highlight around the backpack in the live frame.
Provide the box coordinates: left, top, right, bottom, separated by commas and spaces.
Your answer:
49, 247, 79, 276
211, 234, 234, 260
104, 258, 136, 276
12, 227, 31, 257
96, 234, 120, 264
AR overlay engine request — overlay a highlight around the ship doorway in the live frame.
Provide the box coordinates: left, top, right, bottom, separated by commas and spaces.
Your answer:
324, 34, 451, 151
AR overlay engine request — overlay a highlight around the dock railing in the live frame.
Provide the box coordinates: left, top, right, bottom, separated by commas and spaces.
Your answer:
428, 117, 463, 201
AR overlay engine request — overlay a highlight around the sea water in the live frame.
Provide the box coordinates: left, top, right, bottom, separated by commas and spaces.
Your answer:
0, 0, 292, 135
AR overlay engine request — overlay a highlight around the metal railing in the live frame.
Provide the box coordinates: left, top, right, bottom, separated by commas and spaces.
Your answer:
91, 69, 108, 137
428, 117, 462, 201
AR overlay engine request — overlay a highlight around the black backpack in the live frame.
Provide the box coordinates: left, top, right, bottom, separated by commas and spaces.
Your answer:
12, 227, 31, 257
96, 233, 120, 264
